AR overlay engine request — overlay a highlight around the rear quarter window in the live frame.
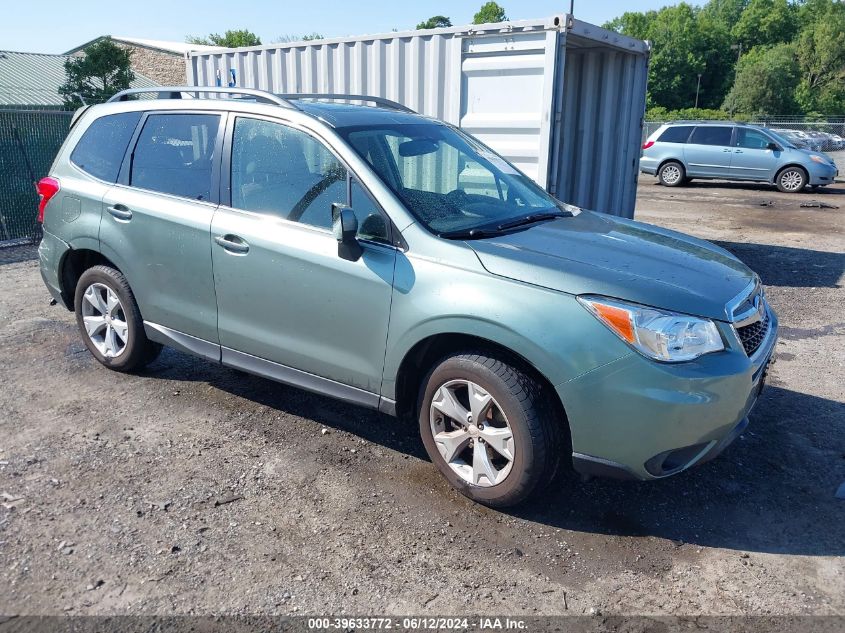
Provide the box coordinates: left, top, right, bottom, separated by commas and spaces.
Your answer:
70, 112, 142, 182
657, 126, 694, 143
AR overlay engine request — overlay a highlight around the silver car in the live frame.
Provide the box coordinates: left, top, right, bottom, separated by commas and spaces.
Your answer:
640, 122, 838, 192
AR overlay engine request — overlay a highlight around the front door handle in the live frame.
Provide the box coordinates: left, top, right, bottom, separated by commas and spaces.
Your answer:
106, 204, 132, 221
214, 234, 250, 254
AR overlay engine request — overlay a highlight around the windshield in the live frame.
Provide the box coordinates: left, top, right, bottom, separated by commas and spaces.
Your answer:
337, 122, 573, 236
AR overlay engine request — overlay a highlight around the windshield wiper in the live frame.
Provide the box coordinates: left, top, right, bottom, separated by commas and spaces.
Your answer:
438, 227, 503, 240
496, 211, 571, 231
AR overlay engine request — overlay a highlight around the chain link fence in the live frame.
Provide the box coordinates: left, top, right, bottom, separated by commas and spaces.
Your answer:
0, 109, 73, 246
644, 117, 845, 149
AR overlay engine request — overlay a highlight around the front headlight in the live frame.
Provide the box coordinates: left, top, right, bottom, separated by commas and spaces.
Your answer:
809, 154, 828, 164
578, 296, 724, 362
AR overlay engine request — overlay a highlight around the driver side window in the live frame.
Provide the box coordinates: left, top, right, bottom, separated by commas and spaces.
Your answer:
230, 117, 346, 229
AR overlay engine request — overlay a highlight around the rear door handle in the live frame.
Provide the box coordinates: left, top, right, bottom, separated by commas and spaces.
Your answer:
106, 205, 132, 221
214, 234, 250, 254
735, 149, 744, 153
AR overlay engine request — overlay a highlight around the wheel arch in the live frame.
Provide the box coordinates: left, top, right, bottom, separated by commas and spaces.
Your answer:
391, 332, 571, 448
58, 248, 121, 310
772, 163, 808, 184
657, 157, 687, 175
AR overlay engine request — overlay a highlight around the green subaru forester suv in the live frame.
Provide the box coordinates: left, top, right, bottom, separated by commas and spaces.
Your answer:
38, 88, 777, 507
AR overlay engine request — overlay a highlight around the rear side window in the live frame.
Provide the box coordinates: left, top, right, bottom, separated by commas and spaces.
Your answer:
130, 113, 220, 201
70, 112, 141, 182
689, 126, 733, 146
657, 126, 693, 143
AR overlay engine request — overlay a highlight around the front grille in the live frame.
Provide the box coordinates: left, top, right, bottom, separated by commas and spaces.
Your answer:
736, 310, 771, 356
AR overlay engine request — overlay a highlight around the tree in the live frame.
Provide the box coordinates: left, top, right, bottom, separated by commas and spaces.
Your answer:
274, 33, 324, 43
638, 4, 711, 110
794, 1, 845, 112
416, 16, 452, 29
473, 2, 507, 24
730, 0, 797, 49
59, 38, 134, 109
186, 29, 261, 47
604, 10, 658, 41
722, 43, 800, 114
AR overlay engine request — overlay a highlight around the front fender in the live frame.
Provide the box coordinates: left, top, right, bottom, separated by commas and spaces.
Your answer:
380, 250, 631, 401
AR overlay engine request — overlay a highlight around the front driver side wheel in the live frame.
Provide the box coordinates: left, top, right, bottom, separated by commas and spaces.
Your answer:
418, 352, 561, 507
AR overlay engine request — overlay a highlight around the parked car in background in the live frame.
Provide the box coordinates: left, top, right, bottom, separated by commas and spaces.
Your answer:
39, 87, 778, 507
830, 134, 845, 150
769, 129, 814, 150
641, 122, 838, 192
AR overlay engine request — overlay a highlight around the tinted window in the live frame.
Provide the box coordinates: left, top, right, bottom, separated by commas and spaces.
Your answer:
689, 126, 733, 146
231, 117, 389, 241
657, 126, 693, 144
736, 128, 772, 150
70, 112, 141, 182
131, 113, 219, 201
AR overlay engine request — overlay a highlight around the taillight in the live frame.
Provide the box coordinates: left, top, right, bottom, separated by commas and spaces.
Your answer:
36, 177, 60, 223
642, 140, 655, 150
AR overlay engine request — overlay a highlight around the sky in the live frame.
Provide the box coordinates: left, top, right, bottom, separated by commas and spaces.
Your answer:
3, 0, 688, 55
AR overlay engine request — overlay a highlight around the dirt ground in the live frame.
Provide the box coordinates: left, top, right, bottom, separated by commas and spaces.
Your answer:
0, 178, 843, 618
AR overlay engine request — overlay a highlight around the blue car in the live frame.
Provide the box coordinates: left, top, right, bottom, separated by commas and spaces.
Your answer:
641, 122, 838, 192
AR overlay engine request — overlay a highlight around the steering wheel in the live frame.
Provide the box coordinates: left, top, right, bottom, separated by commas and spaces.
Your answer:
445, 189, 473, 213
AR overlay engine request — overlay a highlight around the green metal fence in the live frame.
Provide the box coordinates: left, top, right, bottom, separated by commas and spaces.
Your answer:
0, 109, 73, 245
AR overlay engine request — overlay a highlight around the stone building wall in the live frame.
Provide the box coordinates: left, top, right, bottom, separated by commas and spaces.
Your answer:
119, 44, 186, 85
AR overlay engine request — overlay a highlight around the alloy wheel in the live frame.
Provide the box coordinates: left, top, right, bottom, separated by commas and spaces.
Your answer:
661, 164, 681, 185
429, 379, 514, 487
80, 283, 129, 358
780, 169, 804, 192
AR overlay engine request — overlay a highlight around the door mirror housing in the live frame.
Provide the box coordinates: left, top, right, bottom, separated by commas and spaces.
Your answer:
332, 203, 362, 261
767, 142, 781, 151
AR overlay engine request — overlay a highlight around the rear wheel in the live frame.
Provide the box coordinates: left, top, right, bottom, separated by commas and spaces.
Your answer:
74, 265, 161, 372
418, 352, 561, 507
776, 166, 807, 193
658, 161, 686, 187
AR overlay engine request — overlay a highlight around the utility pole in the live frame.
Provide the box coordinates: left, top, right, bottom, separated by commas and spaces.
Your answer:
694, 73, 702, 109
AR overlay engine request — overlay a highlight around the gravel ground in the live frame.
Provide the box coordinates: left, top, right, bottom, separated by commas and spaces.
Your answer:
0, 179, 843, 618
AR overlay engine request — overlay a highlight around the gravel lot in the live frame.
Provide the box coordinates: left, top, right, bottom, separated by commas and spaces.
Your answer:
0, 178, 843, 618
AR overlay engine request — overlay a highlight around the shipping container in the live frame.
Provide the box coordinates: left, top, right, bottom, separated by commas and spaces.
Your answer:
186, 15, 649, 218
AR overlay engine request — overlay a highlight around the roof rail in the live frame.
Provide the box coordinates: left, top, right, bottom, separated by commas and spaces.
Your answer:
107, 86, 296, 108
278, 93, 415, 113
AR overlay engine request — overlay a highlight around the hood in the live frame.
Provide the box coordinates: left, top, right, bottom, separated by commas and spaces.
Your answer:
468, 211, 756, 321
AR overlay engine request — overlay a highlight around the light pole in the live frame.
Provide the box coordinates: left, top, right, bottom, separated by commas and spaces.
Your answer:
694, 73, 702, 109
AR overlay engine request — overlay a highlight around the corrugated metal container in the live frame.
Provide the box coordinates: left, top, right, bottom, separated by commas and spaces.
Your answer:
186, 15, 649, 217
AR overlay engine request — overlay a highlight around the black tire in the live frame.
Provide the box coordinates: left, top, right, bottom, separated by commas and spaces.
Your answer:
418, 352, 561, 507
657, 160, 686, 187
74, 265, 161, 372
775, 166, 807, 193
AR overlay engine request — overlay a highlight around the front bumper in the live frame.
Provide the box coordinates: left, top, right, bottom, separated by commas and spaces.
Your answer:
806, 161, 838, 186
559, 308, 778, 480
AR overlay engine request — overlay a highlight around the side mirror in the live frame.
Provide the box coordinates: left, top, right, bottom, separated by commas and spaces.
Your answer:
767, 142, 781, 151
332, 203, 362, 262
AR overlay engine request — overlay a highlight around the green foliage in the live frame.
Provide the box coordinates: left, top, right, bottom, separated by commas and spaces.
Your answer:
59, 38, 134, 109
608, 0, 845, 115
645, 106, 745, 121
273, 33, 324, 43
187, 29, 261, 47
730, 0, 797, 49
416, 15, 452, 29
722, 43, 800, 115
473, 2, 507, 24
794, 1, 845, 112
